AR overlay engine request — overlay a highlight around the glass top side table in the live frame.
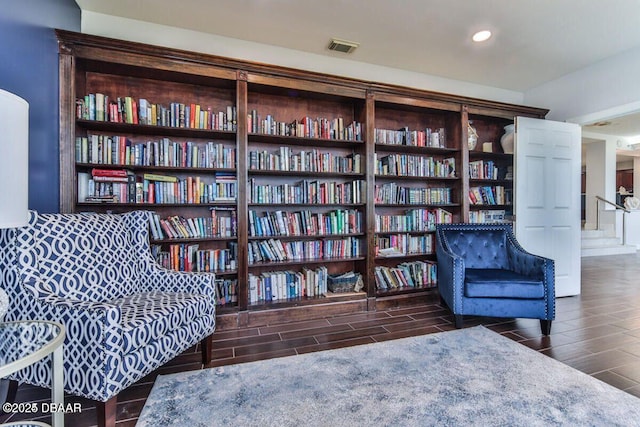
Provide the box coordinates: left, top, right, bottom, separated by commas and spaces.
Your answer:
0, 321, 65, 427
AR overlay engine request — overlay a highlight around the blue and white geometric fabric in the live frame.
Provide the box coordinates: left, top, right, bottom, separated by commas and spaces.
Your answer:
0, 210, 216, 402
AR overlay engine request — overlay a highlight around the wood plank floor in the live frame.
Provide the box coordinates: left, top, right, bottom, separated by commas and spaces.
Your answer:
2, 253, 640, 426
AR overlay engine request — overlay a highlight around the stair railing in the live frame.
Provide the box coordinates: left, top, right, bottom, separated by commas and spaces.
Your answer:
595, 195, 630, 245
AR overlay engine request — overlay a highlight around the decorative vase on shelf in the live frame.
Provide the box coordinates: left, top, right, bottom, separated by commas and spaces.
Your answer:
467, 121, 478, 150
500, 124, 515, 154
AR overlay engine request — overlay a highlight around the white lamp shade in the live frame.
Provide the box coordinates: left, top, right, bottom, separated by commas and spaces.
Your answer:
0, 88, 29, 228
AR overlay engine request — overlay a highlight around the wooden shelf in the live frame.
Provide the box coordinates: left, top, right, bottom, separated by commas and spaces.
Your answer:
375, 203, 460, 208
249, 233, 364, 241
375, 175, 460, 182
248, 170, 365, 179
248, 256, 366, 269
151, 236, 236, 243
77, 119, 237, 140
77, 163, 237, 175
78, 202, 237, 208
249, 132, 364, 149
374, 143, 458, 155
469, 204, 513, 210
376, 286, 437, 298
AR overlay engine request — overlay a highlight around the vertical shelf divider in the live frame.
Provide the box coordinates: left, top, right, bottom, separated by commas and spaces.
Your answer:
236, 71, 249, 314
365, 90, 377, 309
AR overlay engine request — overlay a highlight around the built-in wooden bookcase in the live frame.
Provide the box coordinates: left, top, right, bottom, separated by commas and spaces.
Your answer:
57, 30, 547, 327
466, 113, 515, 224
371, 98, 462, 297
68, 57, 241, 309
244, 80, 369, 310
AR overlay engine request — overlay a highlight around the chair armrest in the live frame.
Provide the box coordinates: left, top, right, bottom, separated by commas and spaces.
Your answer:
34, 291, 122, 333
435, 232, 466, 310
505, 238, 552, 279
19, 283, 129, 401
505, 238, 555, 319
139, 262, 217, 298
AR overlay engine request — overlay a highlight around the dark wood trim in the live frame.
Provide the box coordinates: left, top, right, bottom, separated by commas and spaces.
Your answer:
236, 77, 249, 312
365, 91, 376, 300
55, 30, 548, 119
58, 47, 75, 213
461, 105, 471, 221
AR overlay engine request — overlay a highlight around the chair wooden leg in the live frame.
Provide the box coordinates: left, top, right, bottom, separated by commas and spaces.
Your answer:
540, 319, 552, 336
454, 314, 464, 329
201, 334, 213, 366
96, 395, 117, 427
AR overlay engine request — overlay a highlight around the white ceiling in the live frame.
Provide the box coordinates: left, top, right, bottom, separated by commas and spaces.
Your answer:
74, 0, 640, 147
583, 112, 640, 139
74, 0, 640, 93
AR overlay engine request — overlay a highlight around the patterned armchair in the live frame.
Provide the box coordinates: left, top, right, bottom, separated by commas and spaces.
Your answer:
0, 210, 216, 427
435, 223, 555, 335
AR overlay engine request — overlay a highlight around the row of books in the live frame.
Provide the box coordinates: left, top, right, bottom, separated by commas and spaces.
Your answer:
215, 278, 238, 306
374, 261, 437, 291
249, 209, 362, 237
249, 179, 366, 205
248, 147, 362, 174
248, 237, 361, 264
375, 208, 452, 233
468, 186, 511, 206
376, 154, 456, 178
248, 266, 328, 303
374, 183, 453, 205
375, 127, 447, 148
248, 111, 363, 141
77, 93, 237, 131
79, 171, 237, 204
76, 135, 236, 169
149, 211, 237, 240
152, 242, 237, 273
375, 233, 434, 257
468, 210, 509, 224
469, 160, 511, 180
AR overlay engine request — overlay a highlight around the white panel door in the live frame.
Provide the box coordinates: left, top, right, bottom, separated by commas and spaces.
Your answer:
514, 117, 582, 297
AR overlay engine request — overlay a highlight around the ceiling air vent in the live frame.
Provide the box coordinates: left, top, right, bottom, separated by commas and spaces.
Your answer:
328, 38, 359, 54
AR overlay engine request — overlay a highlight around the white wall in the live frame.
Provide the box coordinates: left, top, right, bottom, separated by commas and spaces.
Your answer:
524, 45, 640, 122
583, 133, 617, 230
81, 11, 524, 105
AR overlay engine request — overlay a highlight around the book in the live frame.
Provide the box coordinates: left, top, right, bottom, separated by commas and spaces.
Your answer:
143, 173, 178, 183
92, 168, 128, 178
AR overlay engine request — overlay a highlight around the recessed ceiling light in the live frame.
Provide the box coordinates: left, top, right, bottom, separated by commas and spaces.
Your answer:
588, 121, 612, 127
472, 30, 492, 42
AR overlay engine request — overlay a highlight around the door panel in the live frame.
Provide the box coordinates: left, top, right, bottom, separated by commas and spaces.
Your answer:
515, 117, 581, 297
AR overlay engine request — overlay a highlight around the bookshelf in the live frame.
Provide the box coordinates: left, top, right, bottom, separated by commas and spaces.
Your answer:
372, 99, 461, 298
466, 114, 516, 224
57, 30, 547, 327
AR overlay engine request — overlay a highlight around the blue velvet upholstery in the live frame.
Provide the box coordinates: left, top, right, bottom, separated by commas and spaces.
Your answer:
0, 210, 216, 404
435, 223, 554, 334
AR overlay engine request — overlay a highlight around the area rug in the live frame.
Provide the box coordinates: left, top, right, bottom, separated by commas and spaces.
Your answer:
136, 326, 640, 426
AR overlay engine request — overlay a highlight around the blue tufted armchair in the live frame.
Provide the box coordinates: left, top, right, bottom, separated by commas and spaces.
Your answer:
435, 223, 554, 335
0, 210, 216, 427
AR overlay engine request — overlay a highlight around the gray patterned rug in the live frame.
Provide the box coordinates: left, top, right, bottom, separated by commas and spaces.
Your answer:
137, 326, 640, 426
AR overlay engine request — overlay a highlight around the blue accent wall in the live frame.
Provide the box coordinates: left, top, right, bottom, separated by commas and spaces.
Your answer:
0, 0, 80, 213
